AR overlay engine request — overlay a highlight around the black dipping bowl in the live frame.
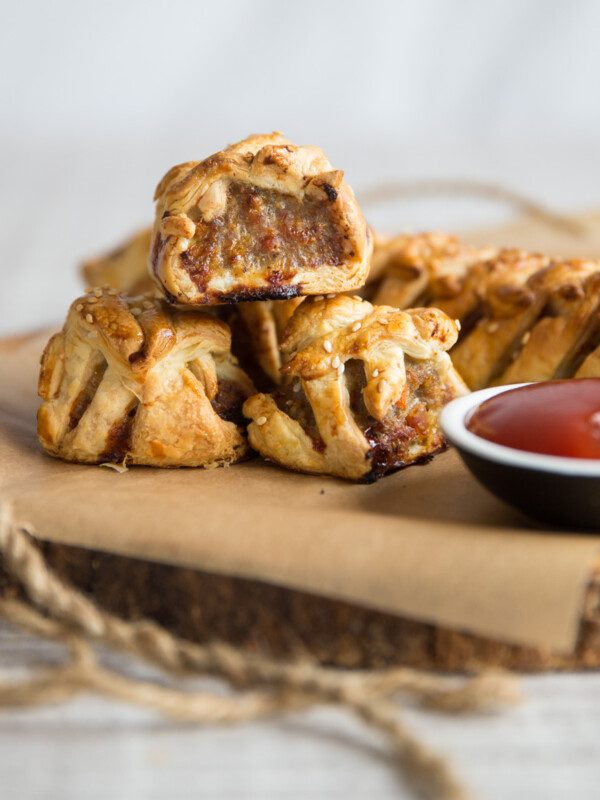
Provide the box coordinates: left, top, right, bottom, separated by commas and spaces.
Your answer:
440, 384, 600, 530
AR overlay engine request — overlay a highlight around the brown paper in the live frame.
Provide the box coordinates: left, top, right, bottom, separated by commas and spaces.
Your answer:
3, 211, 600, 654
1, 324, 600, 654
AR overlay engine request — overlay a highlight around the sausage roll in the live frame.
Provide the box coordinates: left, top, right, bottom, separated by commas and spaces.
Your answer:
365, 234, 600, 389
451, 258, 600, 389
243, 296, 467, 481
38, 289, 255, 468
150, 133, 371, 305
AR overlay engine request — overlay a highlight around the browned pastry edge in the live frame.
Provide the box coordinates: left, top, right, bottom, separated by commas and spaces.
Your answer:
244, 296, 466, 481
2, 542, 598, 672
368, 234, 600, 390
150, 133, 371, 305
37, 289, 255, 468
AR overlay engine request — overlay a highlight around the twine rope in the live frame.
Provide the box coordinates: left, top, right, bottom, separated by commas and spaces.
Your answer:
0, 502, 521, 800
359, 179, 586, 235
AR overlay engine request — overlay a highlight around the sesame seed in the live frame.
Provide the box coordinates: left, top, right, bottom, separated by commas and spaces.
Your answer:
327, 293, 336, 299
93, 288, 102, 298
108, 288, 119, 296
372, 368, 379, 377
332, 355, 340, 368
352, 322, 361, 332
314, 295, 324, 302
143, 300, 154, 309
521, 331, 531, 345
323, 340, 332, 353
130, 307, 141, 316
286, 399, 293, 406
353, 295, 362, 301
256, 415, 267, 426
378, 379, 387, 393
293, 382, 301, 392
87, 296, 98, 304
487, 321, 500, 333
455, 319, 462, 330
337, 363, 345, 376
75, 303, 83, 312
85, 313, 94, 324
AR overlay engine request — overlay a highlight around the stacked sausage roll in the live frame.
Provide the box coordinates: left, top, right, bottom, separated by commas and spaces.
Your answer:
38, 134, 494, 480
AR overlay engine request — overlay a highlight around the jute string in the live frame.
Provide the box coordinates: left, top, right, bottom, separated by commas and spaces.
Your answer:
0, 504, 522, 800
359, 178, 586, 235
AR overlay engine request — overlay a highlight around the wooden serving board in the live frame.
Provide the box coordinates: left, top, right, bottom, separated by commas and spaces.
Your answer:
1, 329, 600, 672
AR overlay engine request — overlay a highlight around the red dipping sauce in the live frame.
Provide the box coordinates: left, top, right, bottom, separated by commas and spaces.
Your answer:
467, 379, 600, 459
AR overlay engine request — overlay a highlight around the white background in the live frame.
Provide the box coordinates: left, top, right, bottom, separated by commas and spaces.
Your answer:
2, 0, 600, 334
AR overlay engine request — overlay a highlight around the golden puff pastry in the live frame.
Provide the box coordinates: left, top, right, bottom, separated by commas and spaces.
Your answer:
81, 229, 154, 295
452, 257, 600, 389
431, 248, 550, 326
150, 133, 371, 305
368, 232, 498, 312
243, 296, 466, 481
366, 235, 552, 334
79, 143, 298, 297
38, 289, 255, 468
228, 298, 304, 389
364, 235, 600, 390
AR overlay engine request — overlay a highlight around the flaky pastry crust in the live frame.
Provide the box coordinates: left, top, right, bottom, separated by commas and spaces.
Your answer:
364, 234, 600, 389
451, 256, 600, 389
229, 298, 304, 388
243, 296, 466, 481
368, 232, 498, 310
38, 289, 255, 467
150, 133, 371, 305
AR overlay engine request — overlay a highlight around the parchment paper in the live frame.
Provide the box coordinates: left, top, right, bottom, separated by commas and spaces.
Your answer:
1, 212, 600, 655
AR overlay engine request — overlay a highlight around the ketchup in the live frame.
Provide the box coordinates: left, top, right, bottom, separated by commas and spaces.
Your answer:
467, 379, 600, 459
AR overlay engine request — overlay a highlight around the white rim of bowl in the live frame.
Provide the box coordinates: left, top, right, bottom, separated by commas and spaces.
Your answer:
439, 383, 600, 477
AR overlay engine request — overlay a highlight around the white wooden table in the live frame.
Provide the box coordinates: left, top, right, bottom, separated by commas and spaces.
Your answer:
1, 622, 599, 800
